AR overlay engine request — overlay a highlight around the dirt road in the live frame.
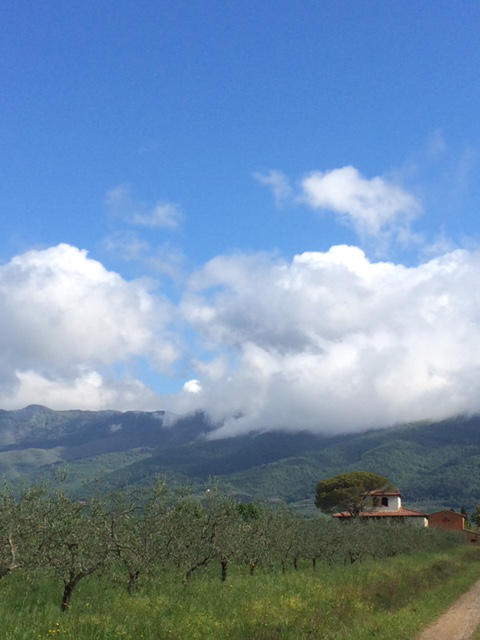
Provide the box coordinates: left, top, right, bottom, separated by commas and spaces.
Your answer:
417, 577, 480, 640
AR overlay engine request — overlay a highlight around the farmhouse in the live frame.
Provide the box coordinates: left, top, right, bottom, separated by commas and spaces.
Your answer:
333, 487, 428, 527
332, 490, 480, 538
429, 509, 480, 542
428, 510, 465, 532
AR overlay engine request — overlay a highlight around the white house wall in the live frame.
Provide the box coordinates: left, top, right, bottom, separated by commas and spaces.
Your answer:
368, 496, 402, 512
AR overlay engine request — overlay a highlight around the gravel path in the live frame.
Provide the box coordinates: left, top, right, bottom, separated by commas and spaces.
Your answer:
417, 577, 480, 640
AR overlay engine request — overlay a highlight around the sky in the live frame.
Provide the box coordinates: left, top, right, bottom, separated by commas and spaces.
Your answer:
2, 1, 480, 436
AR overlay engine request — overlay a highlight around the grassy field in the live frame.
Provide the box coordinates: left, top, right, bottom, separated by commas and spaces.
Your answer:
1, 545, 479, 640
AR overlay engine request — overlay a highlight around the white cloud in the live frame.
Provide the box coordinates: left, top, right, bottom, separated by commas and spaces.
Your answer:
183, 379, 202, 394
103, 232, 185, 281
301, 166, 420, 240
0, 244, 177, 410
6, 240, 480, 439
0, 370, 161, 412
132, 203, 182, 229
146, 244, 185, 280
103, 230, 150, 260
175, 245, 480, 437
105, 184, 182, 229
253, 170, 293, 205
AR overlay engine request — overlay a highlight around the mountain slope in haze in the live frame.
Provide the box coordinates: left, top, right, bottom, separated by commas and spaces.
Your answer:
0, 405, 211, 451
1, 405, 480, 513
0, 405, 212, 486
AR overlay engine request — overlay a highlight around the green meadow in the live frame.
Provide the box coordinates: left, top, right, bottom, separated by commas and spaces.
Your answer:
1, 546, 479, 640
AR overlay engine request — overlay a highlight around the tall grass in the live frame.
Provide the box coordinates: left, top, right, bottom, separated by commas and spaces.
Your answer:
1, 546, 479, 639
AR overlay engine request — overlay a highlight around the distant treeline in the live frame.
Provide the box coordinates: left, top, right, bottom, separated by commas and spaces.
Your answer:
0, 481, 462, 612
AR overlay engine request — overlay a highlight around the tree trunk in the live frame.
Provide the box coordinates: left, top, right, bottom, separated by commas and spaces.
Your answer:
293, 557, 298, 570
127, 570, 140, 594
220, 559, 228, 582
312, 557, 316, 570
61, 580, 77, 611
0, 535, 19, 579
184, 556, 211, 583
61, 567, 98, 611
0, 565, 13, 579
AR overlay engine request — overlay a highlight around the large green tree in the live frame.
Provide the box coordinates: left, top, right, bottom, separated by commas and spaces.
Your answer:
315, 471, 391, 517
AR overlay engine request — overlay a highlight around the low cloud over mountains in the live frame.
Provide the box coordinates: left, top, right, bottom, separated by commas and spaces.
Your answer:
2, 242, 480, 437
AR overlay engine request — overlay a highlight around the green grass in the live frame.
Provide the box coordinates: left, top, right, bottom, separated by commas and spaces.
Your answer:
1, 546, 479, 640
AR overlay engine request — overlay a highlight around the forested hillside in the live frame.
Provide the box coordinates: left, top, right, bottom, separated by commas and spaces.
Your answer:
1, 406, 480, 513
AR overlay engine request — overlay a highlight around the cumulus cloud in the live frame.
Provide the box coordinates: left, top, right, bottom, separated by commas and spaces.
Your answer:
301, 166, 420, 240
105, 184, 182, 229
175, 245, 480, 437
0, 244, 177, 410
6, 240, 480, 439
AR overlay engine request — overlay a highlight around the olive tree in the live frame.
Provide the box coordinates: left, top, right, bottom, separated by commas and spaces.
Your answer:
303, 517, 342, 569
36, 492, 111, 611
268, 505, 302, 573
0, 483, 20, 579
204, 492, 243, 581
167, 497, 216, 582
0, 482, 48, 580
109, 482, 173, 593
235, 504, 274, 576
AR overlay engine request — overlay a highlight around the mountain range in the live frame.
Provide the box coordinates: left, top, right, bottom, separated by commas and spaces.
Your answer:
1, 405, 480, 515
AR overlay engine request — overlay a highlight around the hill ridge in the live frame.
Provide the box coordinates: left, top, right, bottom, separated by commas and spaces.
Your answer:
1, 406, 479, 514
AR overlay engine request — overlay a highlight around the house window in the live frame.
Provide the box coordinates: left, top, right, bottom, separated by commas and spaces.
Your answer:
381, 497, 389, 507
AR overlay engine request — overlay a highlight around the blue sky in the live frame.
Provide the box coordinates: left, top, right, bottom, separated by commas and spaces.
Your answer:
2, 2, 480, 434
